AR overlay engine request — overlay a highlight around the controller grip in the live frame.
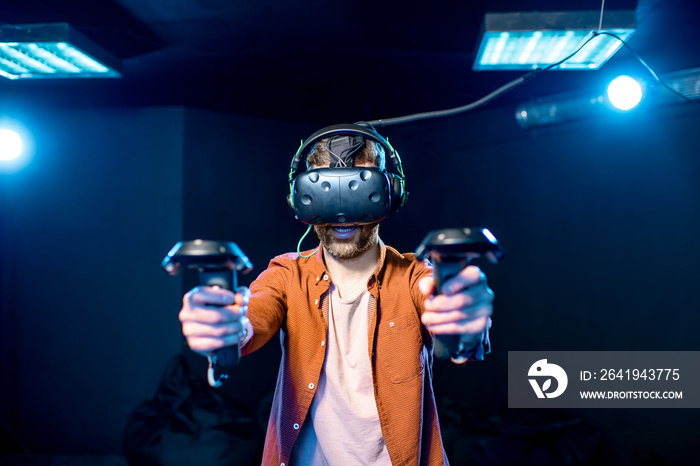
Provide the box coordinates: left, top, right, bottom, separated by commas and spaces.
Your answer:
200, 269, 240, 387
207, 345, 240, 388
432, 259, 468, 360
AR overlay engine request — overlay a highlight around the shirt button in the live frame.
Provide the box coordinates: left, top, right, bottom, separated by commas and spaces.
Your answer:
323, 275, 329, 281
321, 340, 325, 347
315, 299, 319, 306
309, 383, 315, 389
389, 322, 395, 327
293, 423, 300, 430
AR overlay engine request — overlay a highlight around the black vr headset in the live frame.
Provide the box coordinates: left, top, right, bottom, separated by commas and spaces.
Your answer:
287, 124, 408, 225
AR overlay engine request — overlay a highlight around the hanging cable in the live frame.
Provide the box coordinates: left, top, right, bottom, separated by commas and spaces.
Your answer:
366, 70, 541, 127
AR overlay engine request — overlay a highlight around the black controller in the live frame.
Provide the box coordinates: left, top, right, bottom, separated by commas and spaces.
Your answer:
161, 239, 253, 387
415, 228, 504, 360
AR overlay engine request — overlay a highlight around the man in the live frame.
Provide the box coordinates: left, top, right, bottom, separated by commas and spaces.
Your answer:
179, 127, 494, 465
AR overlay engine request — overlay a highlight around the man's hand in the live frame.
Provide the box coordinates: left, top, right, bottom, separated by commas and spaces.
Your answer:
179, 286, 251, 356
419, 265, 494, 348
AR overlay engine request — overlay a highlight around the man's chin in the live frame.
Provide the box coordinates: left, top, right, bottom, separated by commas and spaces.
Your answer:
314, 224, 379, 260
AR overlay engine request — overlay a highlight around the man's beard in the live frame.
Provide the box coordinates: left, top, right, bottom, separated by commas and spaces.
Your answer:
313, 224, 379, 260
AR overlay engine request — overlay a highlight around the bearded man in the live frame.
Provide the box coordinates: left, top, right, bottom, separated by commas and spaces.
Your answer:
179, 131, 494, 465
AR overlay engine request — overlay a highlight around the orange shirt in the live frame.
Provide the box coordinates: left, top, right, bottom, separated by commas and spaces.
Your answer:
242, 241, 487, 465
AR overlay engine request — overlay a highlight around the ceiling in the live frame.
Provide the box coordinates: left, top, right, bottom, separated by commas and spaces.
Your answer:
1, 0, 698, 124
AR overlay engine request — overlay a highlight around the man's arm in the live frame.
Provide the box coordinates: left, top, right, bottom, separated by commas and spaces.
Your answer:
240, 257, 293, 354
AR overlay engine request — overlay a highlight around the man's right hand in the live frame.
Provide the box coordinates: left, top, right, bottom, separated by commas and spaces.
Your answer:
179, 286, 251, 356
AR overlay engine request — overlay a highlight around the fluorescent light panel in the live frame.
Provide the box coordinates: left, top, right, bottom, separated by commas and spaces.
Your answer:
0, 23, 120, 79
473, 11, 635, 71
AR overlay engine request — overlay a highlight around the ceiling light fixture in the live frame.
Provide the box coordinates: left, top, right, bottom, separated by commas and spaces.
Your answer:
0, 23, 120, 80
473, 11, 635, 71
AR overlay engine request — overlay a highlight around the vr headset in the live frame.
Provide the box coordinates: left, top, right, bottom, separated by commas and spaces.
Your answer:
287, 124, 408, 225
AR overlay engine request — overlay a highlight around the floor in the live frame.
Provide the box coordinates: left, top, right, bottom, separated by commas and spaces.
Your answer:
0, 455, 128, 466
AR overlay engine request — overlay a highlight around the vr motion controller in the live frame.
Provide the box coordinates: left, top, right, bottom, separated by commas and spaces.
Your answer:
162, 240, 253, 387
416, 228, 504, 360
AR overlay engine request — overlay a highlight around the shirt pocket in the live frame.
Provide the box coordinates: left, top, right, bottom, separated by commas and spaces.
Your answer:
384, 312, 425, 383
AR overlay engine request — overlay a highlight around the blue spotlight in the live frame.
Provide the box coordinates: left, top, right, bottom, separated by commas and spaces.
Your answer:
606, 75, 644, 111
0, 128, 23, 161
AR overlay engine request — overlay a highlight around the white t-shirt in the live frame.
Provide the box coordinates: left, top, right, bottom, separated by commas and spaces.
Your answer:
290, 283, 391, 465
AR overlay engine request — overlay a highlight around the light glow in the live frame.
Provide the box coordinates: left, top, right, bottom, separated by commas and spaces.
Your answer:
0, 129, 23, 161
607, 75, 643, 111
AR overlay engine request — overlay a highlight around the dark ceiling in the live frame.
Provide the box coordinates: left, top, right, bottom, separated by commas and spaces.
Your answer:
0, 0, 698, 124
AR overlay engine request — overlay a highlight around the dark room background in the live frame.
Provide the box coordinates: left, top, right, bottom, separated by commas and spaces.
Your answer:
1, 94, 699, 464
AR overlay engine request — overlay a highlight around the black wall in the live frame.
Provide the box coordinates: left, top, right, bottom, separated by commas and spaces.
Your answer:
380, 102, 700, 465
1, 99, 700, 464
0, 107, 187, 453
